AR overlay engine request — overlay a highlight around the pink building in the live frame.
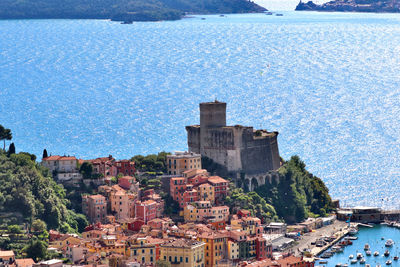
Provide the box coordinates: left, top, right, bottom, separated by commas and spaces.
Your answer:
118, 176, 139, 192
82, 195, 107, 223
207, 176, 228, 203
134, 200, 158, 223
110, 190, 135, 220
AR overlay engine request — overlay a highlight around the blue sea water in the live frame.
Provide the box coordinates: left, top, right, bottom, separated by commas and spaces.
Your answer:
1, 12, 400, 208
318, 225, 400, 267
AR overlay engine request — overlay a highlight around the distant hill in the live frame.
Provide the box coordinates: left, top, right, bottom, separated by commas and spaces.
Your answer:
296, 0, 400, 12
0, 0, 267, 21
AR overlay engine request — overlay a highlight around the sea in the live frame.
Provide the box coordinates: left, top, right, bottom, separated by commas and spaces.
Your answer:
318, 225, 400, 267
1, 11, 400, 209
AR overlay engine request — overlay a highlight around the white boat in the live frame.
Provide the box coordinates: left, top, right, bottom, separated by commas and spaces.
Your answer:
349, 254, 354, 259
336, 264, 342, 267
366, 264, 371, 267
351, 259, 358, 264
357, 253, 363, 259
332, 246, 344, 253
364, 244, 370, 250
385, 239, 394, 247
366, 250, 372, 256
374, 251, 379, 256
349, 227, 358, 235
343, 264, 349, 267
385, 260, 392, 265
360, 258, 366, 264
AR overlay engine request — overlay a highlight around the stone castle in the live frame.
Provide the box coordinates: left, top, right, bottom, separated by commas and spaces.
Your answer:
186, 101, 281, 190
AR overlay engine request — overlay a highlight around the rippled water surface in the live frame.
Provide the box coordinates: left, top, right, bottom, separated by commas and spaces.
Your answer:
319, 225, 400, 267
1, 12, 400, 208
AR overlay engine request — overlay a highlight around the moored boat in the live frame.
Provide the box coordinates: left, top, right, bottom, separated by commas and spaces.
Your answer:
384, 250, 390, 257
351, 259, 358, 264
394, 256, 399, 261
357, 253, 363, 259
366, 250, 372, 256
385, 260, 392, 265
385, 239, 394, 247
364, 243, 370, 250
374, 251, 379, 256
349, 227, 358, 235
360, 258, 366, 264
349, 254, 354, 259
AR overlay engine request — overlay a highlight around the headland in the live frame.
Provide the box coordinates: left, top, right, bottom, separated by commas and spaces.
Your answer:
295, 0, 400, 13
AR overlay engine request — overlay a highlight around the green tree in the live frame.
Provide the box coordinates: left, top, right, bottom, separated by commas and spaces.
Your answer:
7, 142, 15, 157
7, 224, 22, 234
156, 260, 172, 267
42, 149, 48, 159
0, 125, 12, 150
31, 219, 47, 233
25, 240, 47, 261
79, 162, 93, 179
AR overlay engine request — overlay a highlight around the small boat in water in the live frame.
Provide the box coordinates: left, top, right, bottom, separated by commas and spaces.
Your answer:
357, 253, 363, 259
366, 264, 371, 267
349, 227, 358, 235
364, 244, 370, 250
382, 237, 385, 240
385, 239, 394, 247
394, 256, 399, 261
374, 251, 380, 256
319, 260, 328, 264
265, 12, 273, 15
276, 13, 283, 16
332, 246, 344, 253
386, 260, 392, 265
336, 264, 342, 267
349, 254, 354, 259
366, 250, 372, 256
351, 259, 358, 264
343, 264, 349, 267
360, 258, 366, 264
384, 250, 390, 257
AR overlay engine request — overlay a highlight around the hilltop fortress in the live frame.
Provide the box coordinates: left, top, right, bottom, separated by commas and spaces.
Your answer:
186, 101, 281, 190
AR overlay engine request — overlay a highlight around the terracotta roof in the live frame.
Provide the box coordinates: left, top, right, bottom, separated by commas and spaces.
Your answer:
207, 176, 228, 184
0, 250, 15, 257
43, 155, 77, 161
15, 258, 35, 267
161, 238, 203, 248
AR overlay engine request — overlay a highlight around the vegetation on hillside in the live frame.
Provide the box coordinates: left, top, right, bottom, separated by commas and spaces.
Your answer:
255, 156, 333, 224
131, 152, 169, 173
0, 149, 88, 233
0, 0, 266, 21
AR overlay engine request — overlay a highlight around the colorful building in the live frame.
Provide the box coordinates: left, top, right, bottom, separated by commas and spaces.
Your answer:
197, 232, 228, 267
207, 176, 228, 202
160, 239, 205, 267
110, 190, 135, 220
115, 159, 136, 176
167, 152, 202, 175
134, 200, 158, 223
82, 194, 107, 223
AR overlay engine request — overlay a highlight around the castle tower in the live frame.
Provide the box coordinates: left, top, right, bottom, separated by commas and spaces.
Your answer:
200, 101, 226, 129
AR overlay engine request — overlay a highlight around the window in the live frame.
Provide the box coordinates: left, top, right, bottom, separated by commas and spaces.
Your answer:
186, 257, 188, 263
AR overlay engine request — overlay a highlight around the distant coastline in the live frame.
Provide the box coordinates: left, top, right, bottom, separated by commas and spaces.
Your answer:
0, 0, 267, 22
295, 0, 400, 13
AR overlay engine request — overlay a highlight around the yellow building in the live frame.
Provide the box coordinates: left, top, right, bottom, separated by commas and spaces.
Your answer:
127, 236, 166, 264
227, 240, 239, 260
167, 152, 202, 175
197, 183, 214, 203
197, 232, 228, 267
160, 239, 205, 267
50, 235, 82, 249
85, 235, 126, 255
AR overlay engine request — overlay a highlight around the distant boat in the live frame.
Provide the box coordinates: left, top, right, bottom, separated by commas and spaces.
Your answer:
360, 258, 366, 264
219, 14, 225, 17
357, 253, 363, 259
276, 13, 283, 16
349, 227, 358, 235
366, 250, 372, 256
351, 259, 358, 264
121, 21, 133, 24
385, 260, 392, 265
374, 251, 380, 256
384, 250, 390, 257
394, 256, 399, 261
385, 239, 394, 247
265, 12, 273, 15
349, 255, 354, 259
364, 243, 370, 250
201, 18, 206, 20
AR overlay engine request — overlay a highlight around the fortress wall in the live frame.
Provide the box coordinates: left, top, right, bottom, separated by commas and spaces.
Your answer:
186, 126, 201, 154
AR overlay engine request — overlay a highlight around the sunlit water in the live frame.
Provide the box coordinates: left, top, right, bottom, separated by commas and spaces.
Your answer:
318, 225, 400, 267
1, 12, 400, 208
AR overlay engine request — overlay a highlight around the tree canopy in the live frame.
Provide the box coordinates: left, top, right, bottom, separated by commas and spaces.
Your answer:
0, 0, 266, 21
0, 150, 88, 232
0, 125, 12, 151
255, 155, 333, 223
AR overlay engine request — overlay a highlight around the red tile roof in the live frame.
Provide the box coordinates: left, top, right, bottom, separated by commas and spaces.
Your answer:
207, 176, 228, 184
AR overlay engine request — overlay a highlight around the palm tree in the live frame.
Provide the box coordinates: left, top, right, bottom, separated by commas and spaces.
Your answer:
0, 125, 12, 150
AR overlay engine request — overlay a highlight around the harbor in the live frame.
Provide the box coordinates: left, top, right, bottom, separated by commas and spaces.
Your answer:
312, 224, 400, 266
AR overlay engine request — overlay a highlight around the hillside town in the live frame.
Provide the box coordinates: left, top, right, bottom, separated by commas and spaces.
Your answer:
0, 102, 347, 267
